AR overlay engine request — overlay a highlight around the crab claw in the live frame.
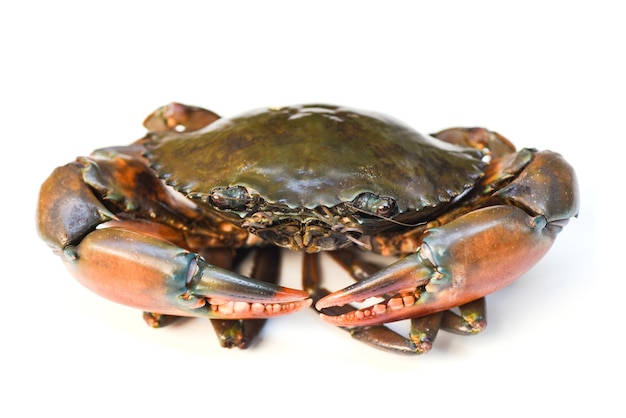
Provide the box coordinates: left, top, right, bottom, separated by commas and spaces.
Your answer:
187, 256, 312, 318
316, 251, 437, 326
62, 227, 311, 320
317, 204, 566, 327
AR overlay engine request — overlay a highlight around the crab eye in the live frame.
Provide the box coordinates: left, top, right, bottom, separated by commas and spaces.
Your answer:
352, 193, 397, 217
375, 198, 396, 217
209, 186, 251, 210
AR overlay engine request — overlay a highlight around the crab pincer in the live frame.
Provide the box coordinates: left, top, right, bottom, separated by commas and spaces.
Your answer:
316, 149, 578, 354
63, 227, 311, 320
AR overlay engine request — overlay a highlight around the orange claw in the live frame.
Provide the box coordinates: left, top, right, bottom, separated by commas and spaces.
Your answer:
37, 147, 311, 324
63, 227, 311, 320
316, 205, 564, 327
317, 149, 579, 330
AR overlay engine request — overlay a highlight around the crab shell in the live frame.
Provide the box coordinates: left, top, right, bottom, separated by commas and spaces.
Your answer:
145, 104, 490, 250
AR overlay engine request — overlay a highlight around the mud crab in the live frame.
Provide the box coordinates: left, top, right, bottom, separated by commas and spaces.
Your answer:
37, 103, 579, 354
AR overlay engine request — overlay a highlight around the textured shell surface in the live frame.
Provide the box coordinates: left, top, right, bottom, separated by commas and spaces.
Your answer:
148, 104, 486, 213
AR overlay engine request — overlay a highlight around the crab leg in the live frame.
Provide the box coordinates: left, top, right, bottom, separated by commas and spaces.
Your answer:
142, 102, 220, 133
316, 205, 562, 328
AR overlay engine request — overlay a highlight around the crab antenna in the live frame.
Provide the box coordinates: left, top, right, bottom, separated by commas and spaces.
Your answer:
345, 234, 372, 250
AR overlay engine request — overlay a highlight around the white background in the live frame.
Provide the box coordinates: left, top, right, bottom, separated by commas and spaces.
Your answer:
1, 1, 617, 416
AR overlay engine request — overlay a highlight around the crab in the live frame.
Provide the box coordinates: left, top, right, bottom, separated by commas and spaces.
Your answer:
37, 103, 579, 354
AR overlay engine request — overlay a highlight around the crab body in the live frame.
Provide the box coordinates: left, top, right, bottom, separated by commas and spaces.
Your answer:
37, 103, 579, 353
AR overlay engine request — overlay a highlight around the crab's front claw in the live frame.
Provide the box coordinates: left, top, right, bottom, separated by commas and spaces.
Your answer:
317, 150, 579, 332
63, 227, 311, 320
188, 252, 312, 318
316, 250, 434, 325
317, 205, 566, 327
